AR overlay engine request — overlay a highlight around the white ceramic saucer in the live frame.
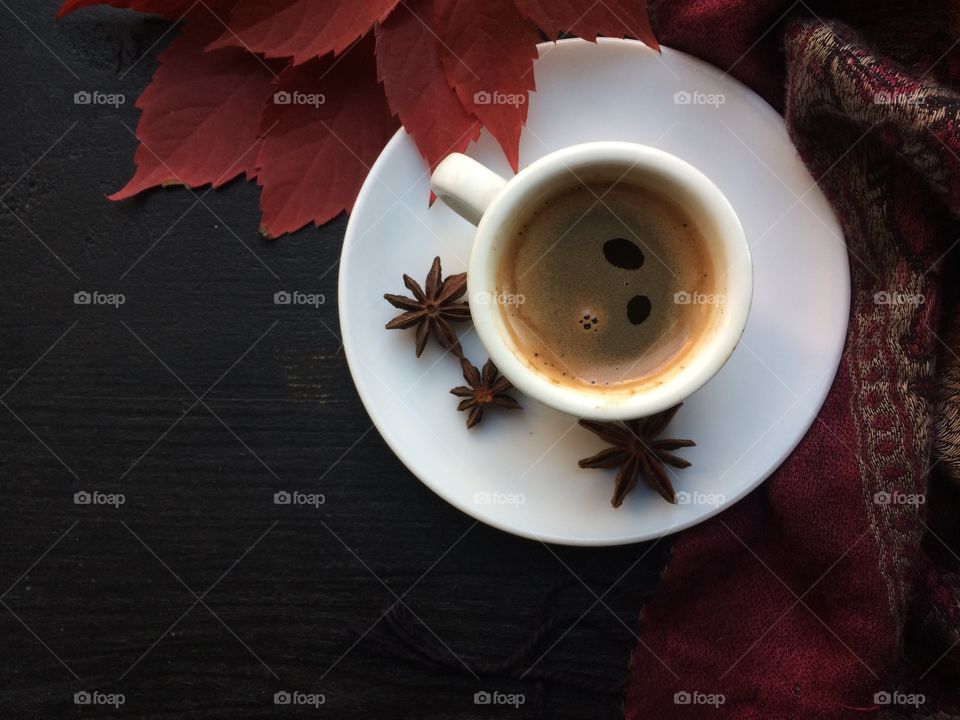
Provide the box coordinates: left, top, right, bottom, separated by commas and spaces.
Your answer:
338, 38, 849, 546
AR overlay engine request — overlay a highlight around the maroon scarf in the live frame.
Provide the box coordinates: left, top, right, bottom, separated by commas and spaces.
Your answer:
624, 1, 960, 717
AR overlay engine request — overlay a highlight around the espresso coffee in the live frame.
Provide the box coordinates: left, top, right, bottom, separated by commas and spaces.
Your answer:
497, 180, 721, 390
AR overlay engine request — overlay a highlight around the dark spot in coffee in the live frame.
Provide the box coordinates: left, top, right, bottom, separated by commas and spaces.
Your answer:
603, 237, 644, 270
579, 310, 600, 332
627, 295, 651, 325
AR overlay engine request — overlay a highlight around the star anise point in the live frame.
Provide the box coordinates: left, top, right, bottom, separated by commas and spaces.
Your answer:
578, 403, 694, 508
384, 256, 470, 358
450, 358, 521, 429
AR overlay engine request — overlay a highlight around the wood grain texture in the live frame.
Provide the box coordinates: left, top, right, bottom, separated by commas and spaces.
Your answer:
0, 3, 670, 717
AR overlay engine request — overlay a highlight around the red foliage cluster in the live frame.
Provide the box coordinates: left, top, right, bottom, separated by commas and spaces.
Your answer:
58, 0, 657, 237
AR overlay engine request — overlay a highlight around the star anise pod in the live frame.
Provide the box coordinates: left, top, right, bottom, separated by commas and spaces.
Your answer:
384, 256, 471, 357
450, 357, 521, 429
577, 404, 694, 508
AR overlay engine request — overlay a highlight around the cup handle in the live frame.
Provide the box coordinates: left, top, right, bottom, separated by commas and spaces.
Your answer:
430, 153, 508, 226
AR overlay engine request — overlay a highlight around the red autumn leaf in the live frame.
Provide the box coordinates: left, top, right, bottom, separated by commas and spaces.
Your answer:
375, 0, 481, 173
207, 0, 400, 65
255, 36, 399, 237
57, 0, 196, 18
513, 0, 659, 50
433, 0, 539, 172
109, 10, 278, 200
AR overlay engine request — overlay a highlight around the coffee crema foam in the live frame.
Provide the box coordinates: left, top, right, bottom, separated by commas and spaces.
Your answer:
497, 181, 720, 390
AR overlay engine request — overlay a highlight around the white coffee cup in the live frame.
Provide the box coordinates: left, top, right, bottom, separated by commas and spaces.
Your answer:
430, 142, 751, 420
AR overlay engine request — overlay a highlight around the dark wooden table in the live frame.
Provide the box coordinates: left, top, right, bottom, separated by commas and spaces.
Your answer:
0, 4, 669, 717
